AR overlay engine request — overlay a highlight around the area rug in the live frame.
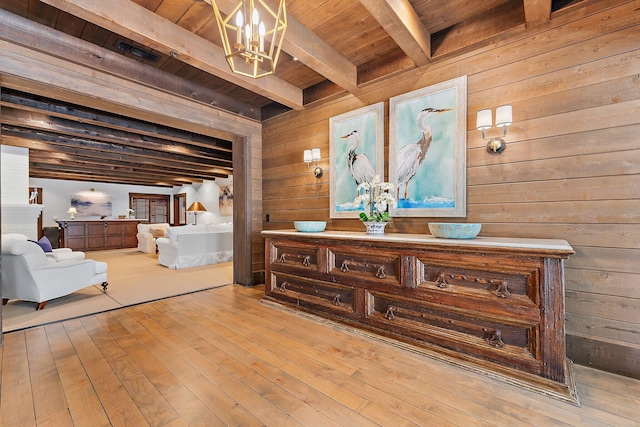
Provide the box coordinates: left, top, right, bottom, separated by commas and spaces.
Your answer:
2, 248, 233, 332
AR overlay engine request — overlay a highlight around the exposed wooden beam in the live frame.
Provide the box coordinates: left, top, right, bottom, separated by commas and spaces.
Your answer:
1, 108, 232, 164
205, 0, 358, 92
359, 0, 431, 66
0, 41, 260, 141
1, 89, 234, 153
1, 129, 232, 172
39, 0, 303, 110
28, 152, 225, 181
523, 0, 552, 27
0, 9, 261, 121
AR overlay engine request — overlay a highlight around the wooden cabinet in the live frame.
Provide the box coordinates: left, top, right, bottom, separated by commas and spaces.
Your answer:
57, 219, 143, 251
263, 230, 579, 405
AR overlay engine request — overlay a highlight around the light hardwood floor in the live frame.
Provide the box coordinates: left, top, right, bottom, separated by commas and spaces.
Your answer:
1, 284, 638, 426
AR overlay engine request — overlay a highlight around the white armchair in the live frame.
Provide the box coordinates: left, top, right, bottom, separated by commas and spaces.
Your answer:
136, 223, 170, 253
1, 239, 108, 310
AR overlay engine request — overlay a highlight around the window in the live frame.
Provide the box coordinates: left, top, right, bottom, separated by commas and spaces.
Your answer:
130, 193, 170, 223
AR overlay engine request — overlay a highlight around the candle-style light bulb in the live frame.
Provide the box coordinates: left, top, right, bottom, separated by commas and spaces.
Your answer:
259, 22, 265, 52
245, 24, 251, 49
252, 8, 259, 42
235, 11, 243, 46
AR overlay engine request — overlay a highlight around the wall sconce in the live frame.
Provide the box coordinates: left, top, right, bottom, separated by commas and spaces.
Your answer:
304, 148, 323, 178
476, 105, 513, 154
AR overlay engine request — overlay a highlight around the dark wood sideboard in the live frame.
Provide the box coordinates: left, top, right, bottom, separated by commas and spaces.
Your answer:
56, 219, 144, 251
262, 230, 579, 405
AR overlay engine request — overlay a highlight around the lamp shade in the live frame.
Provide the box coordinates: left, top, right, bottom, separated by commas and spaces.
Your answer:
187, 202, 207, 212
311, 148, 321, 162
67, 207, 77, 215
496, 105, 513, 127
476, 109, 492, 130
304, 149, 312, 163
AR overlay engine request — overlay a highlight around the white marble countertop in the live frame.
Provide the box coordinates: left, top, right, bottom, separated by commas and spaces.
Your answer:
261, 229, 574, 255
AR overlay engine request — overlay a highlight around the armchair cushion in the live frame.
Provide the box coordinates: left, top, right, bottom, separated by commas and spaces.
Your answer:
149, 226, 167, 238
30, 236, 53, 252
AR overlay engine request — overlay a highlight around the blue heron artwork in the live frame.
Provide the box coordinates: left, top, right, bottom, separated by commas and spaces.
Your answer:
389, 76, 467, 217
330, 102, 384, 218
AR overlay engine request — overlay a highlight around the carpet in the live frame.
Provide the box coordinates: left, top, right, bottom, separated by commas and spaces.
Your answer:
2, 248, 233, 332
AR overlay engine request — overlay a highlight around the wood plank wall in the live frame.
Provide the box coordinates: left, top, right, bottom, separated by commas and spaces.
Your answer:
262, 1, 640, 378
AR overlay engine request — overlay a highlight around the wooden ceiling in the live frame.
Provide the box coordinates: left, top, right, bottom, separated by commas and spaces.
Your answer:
0, 0, 588, 186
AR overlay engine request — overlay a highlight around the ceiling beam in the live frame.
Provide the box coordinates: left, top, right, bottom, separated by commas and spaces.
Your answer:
1, 128, 233, 171
359, 0, 431, 66
205, 0, 358, 92
1, 89, 234, 153
1, 108, 232, 165
523, 0, 552, 27
39, 0, 303, 110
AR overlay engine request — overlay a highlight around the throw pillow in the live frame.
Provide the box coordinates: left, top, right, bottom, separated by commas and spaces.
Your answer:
29, 236, 53, 252
150, 226, 166, 238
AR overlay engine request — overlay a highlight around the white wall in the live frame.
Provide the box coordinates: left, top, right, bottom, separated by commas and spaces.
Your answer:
174, 176, 233, 224
28, 177, 233, 227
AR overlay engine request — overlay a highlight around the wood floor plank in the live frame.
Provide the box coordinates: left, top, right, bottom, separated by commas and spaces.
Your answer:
2, 285, 640, 427
0, 332, 35, 427
24, 327, 72, 427
125, 305, 303, 427
94, 311, 227, 426
180, 293, 464, 427
148, 295, 383, 427
62, 318, 150, 426
45, 318, 112, 427
107, 308, 264, 427
78, 315, 181, 427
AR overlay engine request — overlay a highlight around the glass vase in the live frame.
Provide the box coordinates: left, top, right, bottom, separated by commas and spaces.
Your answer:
364, 221, 388, 235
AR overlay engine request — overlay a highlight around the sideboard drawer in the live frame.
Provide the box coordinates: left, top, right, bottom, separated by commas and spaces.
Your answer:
269, 241, 322, 273
328, 248, 402, 287
415, 261, 540, 318
365, 290, 543, 375
268, 272, 357, 317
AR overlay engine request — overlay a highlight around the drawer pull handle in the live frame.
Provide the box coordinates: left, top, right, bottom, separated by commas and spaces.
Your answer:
483, 328, 505, 348
333, 294, 341, 305
279, 254, 287, 263
376, 265, 386, 279
435, 273, 450, 289
493, 282, 511, 298
279, 282, 288, 292
340, 261, 349, 272
385, 305, 395, 320
303, 256, 311, 266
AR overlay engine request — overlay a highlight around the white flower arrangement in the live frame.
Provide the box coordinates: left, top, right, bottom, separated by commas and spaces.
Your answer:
353, 175, 397, 222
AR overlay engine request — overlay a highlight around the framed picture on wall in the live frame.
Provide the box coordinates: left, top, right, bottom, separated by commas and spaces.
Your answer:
329, 102, 385, 218
219, 185, 233, 216
71, 191, 113, 217
389, 76, 467, 217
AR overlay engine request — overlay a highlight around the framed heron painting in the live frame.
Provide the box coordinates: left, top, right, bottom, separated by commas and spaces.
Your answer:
389, 76, 467, 217
330, 102, 385, 219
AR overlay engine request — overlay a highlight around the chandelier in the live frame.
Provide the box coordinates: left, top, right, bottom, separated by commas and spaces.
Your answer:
210, 0, 287, 79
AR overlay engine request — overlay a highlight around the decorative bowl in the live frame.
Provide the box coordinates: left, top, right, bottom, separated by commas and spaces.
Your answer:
428, 223, 481, 239
294, 221, 327, 232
